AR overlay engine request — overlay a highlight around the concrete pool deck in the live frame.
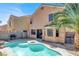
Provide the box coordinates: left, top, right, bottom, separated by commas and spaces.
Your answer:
0, 39, 77, 56
0, 47, 15, 56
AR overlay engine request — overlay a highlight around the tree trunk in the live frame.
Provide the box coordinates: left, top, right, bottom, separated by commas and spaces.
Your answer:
74, 32, 79, 49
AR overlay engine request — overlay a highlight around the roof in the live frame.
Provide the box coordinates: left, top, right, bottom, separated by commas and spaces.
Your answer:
8, 15, 31, 22
41, 3, 65, 7
10, 15, 31, 18
32, 3, 65, 16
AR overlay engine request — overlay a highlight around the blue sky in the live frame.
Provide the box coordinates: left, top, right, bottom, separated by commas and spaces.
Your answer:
0, 3, 41, 25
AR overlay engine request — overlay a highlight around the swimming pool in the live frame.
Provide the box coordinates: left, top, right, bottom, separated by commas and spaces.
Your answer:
4, 40, 61, 56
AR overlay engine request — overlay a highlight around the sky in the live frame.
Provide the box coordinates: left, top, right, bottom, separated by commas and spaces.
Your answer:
0, 3, 41, 25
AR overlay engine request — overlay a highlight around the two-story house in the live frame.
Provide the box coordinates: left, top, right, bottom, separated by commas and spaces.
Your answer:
29, 4, 66, 43
7, 15, 31, 38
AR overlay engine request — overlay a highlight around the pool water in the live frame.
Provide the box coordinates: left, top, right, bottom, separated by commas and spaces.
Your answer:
4, 40, 61, 56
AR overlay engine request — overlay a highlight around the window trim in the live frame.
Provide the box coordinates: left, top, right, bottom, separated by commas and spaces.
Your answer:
49, 13, 54, 21
48, 11, 59, 22
47, 29, 53, 36
31, 29, 36, 35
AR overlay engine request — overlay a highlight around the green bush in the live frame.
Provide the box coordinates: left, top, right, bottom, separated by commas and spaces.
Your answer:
0, 43, 4, 46
0, 51, 7, 56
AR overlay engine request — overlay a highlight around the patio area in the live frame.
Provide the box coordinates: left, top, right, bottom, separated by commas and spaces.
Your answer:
42, 40, 79, 56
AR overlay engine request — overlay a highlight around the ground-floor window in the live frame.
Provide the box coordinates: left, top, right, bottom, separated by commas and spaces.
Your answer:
37, 29, 42, 38
31, 29, 36, 35
47, 29, 53, 36
56, 29, 59, 37
23, 30, 27, 32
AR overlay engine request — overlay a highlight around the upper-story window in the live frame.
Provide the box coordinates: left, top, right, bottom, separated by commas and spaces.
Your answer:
49, 13, 54, 21
30, 18, 32, 24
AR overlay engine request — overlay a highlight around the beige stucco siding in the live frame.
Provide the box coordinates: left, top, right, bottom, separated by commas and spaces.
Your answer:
8, 15, 30, 32
31, 6, 64, 29
30, 6, 65, 43
44, 27, 58, 42
43, 27, 65, 43
7, 15, 31, 38
59, 28, 66, 43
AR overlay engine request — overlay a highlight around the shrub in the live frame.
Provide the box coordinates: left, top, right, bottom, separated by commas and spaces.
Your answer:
0, 51, 7, 56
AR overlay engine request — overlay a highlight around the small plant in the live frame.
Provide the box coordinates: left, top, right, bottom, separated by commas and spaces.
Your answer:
0, 51, 7, 56
0, 43, 4, 46
0, 42, 5, 49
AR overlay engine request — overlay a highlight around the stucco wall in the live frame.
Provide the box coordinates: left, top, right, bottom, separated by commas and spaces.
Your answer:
30, 6, 64, 29
14, 16, 30, 32
59, 28, 66, 43
30, 6, 65, 43
7, 15, 31, 37
0, 32, 9, 40
0, 32, 27, 40
43, 27, 65, 43
43, 27, 58, 42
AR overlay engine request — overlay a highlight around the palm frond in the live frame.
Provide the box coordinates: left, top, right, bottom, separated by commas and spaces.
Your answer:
49, 3, 79, 33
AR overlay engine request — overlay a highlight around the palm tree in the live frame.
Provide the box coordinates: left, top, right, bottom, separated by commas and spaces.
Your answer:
49, 3, 79, 49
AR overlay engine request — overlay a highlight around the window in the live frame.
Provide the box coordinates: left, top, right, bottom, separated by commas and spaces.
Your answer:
47, 29, 53, 36
31, 29, 36, 35
49, 13, 54, 21
56, 29, 59, 37
30, 19, 32, 24
23, 30, 27, 32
